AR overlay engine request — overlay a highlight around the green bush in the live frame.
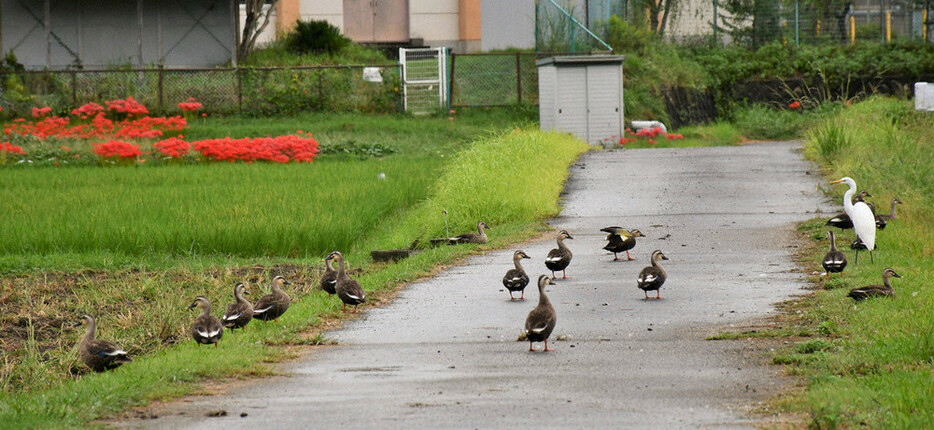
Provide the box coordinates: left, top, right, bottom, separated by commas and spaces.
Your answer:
285, 20, 350, 56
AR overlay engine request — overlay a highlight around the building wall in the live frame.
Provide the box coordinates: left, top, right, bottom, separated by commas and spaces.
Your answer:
0, 0, 236, 69
480, 0, 534, 51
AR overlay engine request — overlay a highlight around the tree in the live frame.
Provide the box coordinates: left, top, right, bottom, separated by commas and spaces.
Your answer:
630, 0, 680, 37
239, 0, 280, 62
717, 0, 781, 48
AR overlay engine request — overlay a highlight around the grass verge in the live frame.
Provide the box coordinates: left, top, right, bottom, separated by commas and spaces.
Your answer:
768, 97, 934, 427
0, 128, 588, 427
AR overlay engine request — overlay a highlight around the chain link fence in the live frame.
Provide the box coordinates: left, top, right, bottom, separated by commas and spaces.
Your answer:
537, 0, 933, 49
450, 52, 572, 108
0, 65, 402, 118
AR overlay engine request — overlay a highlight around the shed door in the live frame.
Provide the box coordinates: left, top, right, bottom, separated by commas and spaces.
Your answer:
555, 66, 587, 137
343, 0, 409, 43
586, 65, 622, 143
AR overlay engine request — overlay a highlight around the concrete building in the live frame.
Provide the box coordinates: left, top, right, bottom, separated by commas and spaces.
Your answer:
272, 0, 535, 53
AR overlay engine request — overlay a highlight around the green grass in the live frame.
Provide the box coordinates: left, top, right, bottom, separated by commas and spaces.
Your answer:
0, 125, 588, 427
779, 96, 934, 427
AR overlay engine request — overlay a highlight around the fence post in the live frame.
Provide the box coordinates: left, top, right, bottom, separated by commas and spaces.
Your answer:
795, 0, 800, 46
237, 68, 243, 113
516, 52, 522, 105
450, 53, 457, 108
157, 67, 164, 112
71, 71, 77, 106
317, 70, 324, 107
712, 0, 719, 46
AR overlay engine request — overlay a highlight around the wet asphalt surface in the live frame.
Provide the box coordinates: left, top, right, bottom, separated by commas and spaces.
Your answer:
120, 141, 831, 429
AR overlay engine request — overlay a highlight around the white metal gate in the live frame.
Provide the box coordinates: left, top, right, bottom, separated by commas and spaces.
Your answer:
399, 47, 447, 113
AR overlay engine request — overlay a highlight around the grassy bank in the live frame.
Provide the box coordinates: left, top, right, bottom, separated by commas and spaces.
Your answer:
776, 97, 934, 427
0, 128, 587, 427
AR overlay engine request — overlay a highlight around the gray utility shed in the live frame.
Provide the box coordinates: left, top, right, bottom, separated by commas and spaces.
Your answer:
537, 55, 624, 145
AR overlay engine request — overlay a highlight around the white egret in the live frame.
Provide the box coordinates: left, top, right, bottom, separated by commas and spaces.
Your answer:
829, 177, 876, 263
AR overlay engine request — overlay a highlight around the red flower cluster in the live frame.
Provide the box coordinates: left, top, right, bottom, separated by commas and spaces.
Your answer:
72, 102, 105, 119
153, 137, 191, 158
106, 97, 149, 117
4, 112, 186, 141
93, 140, 142, 159
1, 141, 25, 154
177, 98, 203, 112
32, 106, 52, 118
618, 127, 683, 146
192, 134, 319, 163
788, 101, 801, 109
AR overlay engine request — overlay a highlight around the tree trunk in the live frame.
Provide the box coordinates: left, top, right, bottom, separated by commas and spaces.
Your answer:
238, 0, 280, 62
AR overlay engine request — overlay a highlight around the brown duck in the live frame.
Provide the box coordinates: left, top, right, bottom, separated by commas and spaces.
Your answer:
78, 315, 131, 372
524, 275, 557, 352
601, 227, 643, 261
502, 250, 531, 300
545, 230, 574, 279
328, 251, 366, 313
187, 296, 224, 347
252, 276, 292, 322
222, 283, 253, 331
637, 250, 669, 299
848, 268, 902, 301
821, 231, 847, 279
320, 255, 338, 296
449, 221, 492, 244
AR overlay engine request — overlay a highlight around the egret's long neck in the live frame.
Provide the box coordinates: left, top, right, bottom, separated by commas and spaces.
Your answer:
842, 184, 856, 214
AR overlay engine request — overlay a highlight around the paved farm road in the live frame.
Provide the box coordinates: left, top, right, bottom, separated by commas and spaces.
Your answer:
122, 141, 830, 429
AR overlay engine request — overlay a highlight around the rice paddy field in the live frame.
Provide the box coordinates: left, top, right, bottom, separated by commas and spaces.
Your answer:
0, 108, 590, 427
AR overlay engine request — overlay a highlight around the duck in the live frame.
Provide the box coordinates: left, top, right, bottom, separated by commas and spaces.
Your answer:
252, 276, 291, 322
222, 283, 253, 331
876, 197, 902, 222
848, 268, 902, 301
637, 250, 669, 299
320, 254, 338, 297
448, 222, 492, 244
545, 230, 574, 279
829, 177, 875, 263
826, 191, 873, 230
187, 296, 223, 347
328, 251, 366, 313
77, 315, 131, 372
524, 275, 557, 352
502, 250, 531, 300
600, 227, 643, 261
821, 231, 847, 279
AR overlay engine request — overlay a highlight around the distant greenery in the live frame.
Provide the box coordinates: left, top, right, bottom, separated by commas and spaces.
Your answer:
285, 20, 350, 56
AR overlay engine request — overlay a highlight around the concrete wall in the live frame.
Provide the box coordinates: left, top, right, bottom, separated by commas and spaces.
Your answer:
1, 0, 236, 69
480, 0, 535, 51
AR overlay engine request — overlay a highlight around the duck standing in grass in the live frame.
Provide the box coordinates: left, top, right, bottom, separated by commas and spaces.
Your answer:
637, 250, 669, 299
222, 283, 253, 331
600, 227, 643, 261
328, 251, 366, 313
848, 268, 902, 301
503, 250, 531, 300
187, 296, 224, 347
875, 197, 903, 229
821, 231, 847, 279
545, 230, 574, 279
524, 275, 557, 352
77, 315, 131, 372
252, 276, 292, 322
320, 254, 338, 297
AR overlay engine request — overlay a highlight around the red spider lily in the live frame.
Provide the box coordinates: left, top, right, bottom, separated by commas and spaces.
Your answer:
153, 137, 191, 158
72, 102, 105, 118
788, 101, 801, 109
93, 140, 142, 159
106, 97, 149, 117
0, 142, 25, 154
61, 146, 71, 152
177, 98, 203, 112
32, 106, 52, 118
192, 135, 319, 163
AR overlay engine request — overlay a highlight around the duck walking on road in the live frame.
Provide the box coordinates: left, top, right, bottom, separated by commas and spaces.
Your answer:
524, 275, 557, 352
637, 250, 669, 299
503, 250, 531, 300
545, 230, 574, 279
601, 227, 643, 261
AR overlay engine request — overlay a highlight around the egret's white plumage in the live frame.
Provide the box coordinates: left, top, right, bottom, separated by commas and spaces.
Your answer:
831, 177, 875, 252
